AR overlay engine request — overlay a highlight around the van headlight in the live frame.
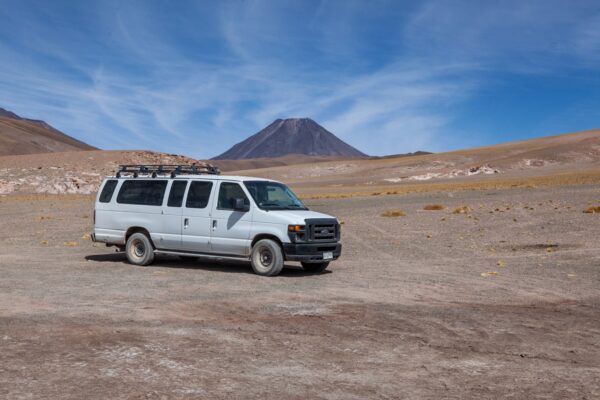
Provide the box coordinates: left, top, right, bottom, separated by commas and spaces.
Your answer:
287, 225, 306, 242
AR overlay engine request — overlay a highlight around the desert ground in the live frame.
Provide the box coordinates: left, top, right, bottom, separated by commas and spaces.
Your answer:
1, 183, 600, 399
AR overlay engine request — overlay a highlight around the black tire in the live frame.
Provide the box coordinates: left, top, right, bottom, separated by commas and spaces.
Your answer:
125, 232, 155, 266
301, 261, 330, 273
251, 239, 284, 276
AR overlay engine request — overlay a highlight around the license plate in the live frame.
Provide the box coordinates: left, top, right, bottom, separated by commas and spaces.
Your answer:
323, 252, 333, 260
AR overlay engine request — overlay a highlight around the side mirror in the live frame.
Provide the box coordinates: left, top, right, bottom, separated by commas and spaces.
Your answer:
234, 198, 249, 212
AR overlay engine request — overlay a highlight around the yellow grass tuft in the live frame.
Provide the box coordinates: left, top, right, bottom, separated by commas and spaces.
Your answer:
63, 241, 78, 247
583, 206, 600, 213
480, 271, 498, 277
452, 206, 470, 214
424, 204, 445, 211
381, 210, 406, 217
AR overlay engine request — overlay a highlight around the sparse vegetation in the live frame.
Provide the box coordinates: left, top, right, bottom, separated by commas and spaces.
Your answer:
381, 210, 406, 217
299, 170, 600, 200
480, 271, 498, 277
583, 206, 600, 213
424, 204, 444, 210
452, 206, 470, 214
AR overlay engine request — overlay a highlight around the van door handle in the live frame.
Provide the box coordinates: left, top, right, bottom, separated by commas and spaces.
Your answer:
184, 218, 189, 229
212, 220, 217, 231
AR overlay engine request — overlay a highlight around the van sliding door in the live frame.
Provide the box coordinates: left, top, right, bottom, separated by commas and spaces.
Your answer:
158, 180, 187, 250
180, 180, 214, 253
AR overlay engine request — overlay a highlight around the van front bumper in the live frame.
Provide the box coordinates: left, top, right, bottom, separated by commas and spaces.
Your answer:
283, 242, 342, 262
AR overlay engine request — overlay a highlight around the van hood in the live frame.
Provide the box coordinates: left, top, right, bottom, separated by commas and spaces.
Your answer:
253, 209, 337, 225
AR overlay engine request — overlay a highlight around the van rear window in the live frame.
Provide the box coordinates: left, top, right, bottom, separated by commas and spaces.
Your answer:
99, 180, 118, 203
117, 180, 168, 206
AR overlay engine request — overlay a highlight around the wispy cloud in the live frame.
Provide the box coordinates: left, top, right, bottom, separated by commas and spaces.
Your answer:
0, 0, 599, 158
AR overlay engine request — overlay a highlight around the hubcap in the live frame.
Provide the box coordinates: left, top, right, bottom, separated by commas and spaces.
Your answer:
132, 239, 145, 258
259, 247, 273, 267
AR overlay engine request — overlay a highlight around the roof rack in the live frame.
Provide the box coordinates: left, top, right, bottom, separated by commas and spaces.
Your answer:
116, 164, 221, 178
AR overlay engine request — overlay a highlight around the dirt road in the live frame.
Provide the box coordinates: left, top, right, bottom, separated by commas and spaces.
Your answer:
1, 185, 599, 399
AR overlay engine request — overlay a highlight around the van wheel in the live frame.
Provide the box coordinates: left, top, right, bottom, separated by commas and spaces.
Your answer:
301, 262, 330, 273
126, 232, 155, 266
251, 239, 284, 276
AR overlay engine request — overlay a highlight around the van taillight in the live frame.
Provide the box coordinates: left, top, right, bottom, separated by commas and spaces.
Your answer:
93, 210, 96, 224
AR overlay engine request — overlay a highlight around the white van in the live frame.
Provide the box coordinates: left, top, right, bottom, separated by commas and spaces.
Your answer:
91, 165, 342, 276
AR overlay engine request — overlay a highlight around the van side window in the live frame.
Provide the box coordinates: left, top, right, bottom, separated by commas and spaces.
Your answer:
217, 182, 249, 210
116, 180, 168, 206
185, 181, 213, 208
167, 181, 188, 207
99, 180, 118, 203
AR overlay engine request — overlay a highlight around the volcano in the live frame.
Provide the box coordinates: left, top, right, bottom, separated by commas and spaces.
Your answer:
213, 118, 366, 160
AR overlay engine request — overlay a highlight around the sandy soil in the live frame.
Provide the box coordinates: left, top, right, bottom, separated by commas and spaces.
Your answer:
1, 184, 599, 399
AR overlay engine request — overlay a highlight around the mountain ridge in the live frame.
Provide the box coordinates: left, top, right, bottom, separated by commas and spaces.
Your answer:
0, 107, 96, 156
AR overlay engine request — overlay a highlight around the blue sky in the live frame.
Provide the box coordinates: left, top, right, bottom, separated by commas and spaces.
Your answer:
0, 0, 599, 158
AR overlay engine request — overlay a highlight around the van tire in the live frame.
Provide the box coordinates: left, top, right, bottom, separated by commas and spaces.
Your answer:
301, 261, 330, 273
125, 232, 155, 266
251, 239, 284, 276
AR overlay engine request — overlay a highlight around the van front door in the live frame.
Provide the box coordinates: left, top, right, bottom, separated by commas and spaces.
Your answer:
210, 181, 253, 256
180, 180, 214, 253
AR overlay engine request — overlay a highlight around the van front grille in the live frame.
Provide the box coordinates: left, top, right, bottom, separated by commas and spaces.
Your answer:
305, 218, 339, 242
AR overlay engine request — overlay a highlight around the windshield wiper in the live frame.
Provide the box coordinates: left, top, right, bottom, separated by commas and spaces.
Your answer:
285, 204, 307, 209
260, 202, 280, 206
259, 202, 285, 209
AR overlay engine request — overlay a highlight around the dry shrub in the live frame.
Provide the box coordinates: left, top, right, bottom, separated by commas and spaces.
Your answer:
424, 204, 445, 211
480, 271, 498, 277
452, 206, 470, 214
381, 210, 406, 217
63, 241, 78, 247
583, 206, 600, 214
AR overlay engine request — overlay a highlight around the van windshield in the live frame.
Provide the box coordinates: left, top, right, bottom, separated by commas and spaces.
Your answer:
243, 181, 308, 210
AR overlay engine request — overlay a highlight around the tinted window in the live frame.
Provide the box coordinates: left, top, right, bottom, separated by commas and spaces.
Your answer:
117, 180, 167, 206
167, 181, 188, 207
218, 182, 249, 210
185, 181, 213, 208
99, 179, 118, 203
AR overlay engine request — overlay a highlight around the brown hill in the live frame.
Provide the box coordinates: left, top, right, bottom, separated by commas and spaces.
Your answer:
0, 150, 209, 195
213, 118, 366, 160
227, 128, 600, 196
212, 154, 350, 172
0, 107, 95, 156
